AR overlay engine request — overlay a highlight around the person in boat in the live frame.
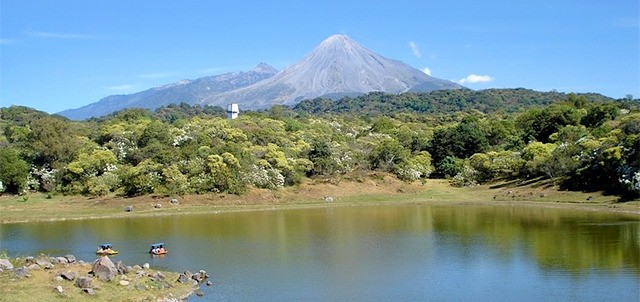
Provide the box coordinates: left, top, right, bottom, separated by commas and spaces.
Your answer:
97, 244, 114, 254
150, 243, 166, 254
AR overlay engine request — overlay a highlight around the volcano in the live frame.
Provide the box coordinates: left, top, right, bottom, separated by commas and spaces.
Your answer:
201, 34, 463, 109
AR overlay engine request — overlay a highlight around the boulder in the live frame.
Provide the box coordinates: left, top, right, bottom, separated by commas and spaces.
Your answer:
76, 276, 92, 289
53, 285, 64, 294
151, 271, 165, 281
170, 198, 179, 205
82, 288, 96, 295
125, 205, 134, 212
64, 254, 76, 263
116, 260, 129, 275
154, 203, 162, 209
27, 263, 41, 270
142, 263, 150, 270
119, 280, 130, 286
59, 271, 78, 281
92, 256, 117, 281
15, 266, 30, 278
25, 256, 35, 264
176, 273, 191, 284
36, 259, 54, 269
56, 257, 69, 264
0, 259, 13, 270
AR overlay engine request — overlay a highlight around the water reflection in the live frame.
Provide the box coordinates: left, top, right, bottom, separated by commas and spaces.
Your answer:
1, 204, 638, 301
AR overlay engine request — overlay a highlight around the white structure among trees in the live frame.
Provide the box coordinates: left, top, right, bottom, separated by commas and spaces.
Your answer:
227, 104, 239, 119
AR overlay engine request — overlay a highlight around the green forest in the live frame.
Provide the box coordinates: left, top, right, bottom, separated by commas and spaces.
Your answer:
0, 89, 638, 200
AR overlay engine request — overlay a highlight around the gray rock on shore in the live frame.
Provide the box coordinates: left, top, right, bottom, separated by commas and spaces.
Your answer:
76, 276, 93, 289
91, 256, 117, 281
0, 259, 13, 270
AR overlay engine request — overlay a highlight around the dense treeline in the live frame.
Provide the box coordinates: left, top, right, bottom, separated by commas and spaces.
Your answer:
293, 88, 621, 116
0, 90, 638, 200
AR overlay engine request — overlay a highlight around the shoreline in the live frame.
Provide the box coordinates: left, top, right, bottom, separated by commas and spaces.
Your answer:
0, 254, 198, 302
1, 179, 638, 224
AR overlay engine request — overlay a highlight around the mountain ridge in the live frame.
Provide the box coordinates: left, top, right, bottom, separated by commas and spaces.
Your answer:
57, 64, 278, 120
58, 35, 464, 120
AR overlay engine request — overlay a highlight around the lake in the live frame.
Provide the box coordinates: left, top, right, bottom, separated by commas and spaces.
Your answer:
1, 204, 638, 301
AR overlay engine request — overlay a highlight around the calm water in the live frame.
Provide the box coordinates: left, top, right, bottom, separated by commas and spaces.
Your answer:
1, 204, 638, 301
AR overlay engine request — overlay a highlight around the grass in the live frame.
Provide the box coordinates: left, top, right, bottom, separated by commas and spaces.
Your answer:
1, 176, 637, 224
0, 256, 194, 302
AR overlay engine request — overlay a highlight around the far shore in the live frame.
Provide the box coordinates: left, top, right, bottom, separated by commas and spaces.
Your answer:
1, 178, 638, 224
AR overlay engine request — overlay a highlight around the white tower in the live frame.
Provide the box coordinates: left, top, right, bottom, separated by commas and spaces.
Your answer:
227, 104, 239, 119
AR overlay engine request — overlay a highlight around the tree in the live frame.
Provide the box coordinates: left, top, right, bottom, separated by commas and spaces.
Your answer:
26, 116, 82, 168
581, 103, 619, 128
517, 104, 583, 143
370, 139, 409, 172
0, 147, 30, 194
429, 116, 489, 175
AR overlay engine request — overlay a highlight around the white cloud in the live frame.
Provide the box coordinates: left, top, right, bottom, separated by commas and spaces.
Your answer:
422, 67, 432, 76
25, 30, 97, 40
458, 74, 494, 84
408, 41, 421, 58
106, 84, 136, 91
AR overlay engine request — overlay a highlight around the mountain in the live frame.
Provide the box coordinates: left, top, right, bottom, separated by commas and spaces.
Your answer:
59, 35, 464, 120
200, 35, 464, 109
57, 63, 278, 120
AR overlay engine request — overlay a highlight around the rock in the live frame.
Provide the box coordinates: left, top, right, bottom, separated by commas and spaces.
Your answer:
116, 260, 129, 275
27, 263, 41, 270
65, 254, 76, 263
176, 273, 191, 284
92, 256, 117, 281
125, 205, 134, 212
59, 271, 78, 281
151, 271, 165, 281
135, 283, 147, 291
53, 285, 64, 294
36, 259, 54, 269
154, 203, 162, 208
82, 288, 96, 295
323, 196, 334, 202
15, 266, 30, 278
170, 198, 179, 205
195, 289, 205, 297
142, 263, 150, 270
119, 280, 130, 286
56, 257, 69, 264
126, 265, 134, 273
132, 265, 142, 270
54, 276, 64, 282
0, 259, 13, 270
206, 280, 212, 286
76, 276, 93, 289
25, 256, 35, 264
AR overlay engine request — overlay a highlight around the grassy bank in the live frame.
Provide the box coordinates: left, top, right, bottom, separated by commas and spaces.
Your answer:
1, 177, 638, 224
0, 255, 195, 302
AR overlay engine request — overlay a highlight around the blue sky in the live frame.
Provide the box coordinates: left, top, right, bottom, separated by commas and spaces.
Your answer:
1, 0, 638, 114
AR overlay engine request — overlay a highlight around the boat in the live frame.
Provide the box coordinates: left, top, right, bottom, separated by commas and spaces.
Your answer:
149, 243, 167, 255
96, 243, 118, 255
